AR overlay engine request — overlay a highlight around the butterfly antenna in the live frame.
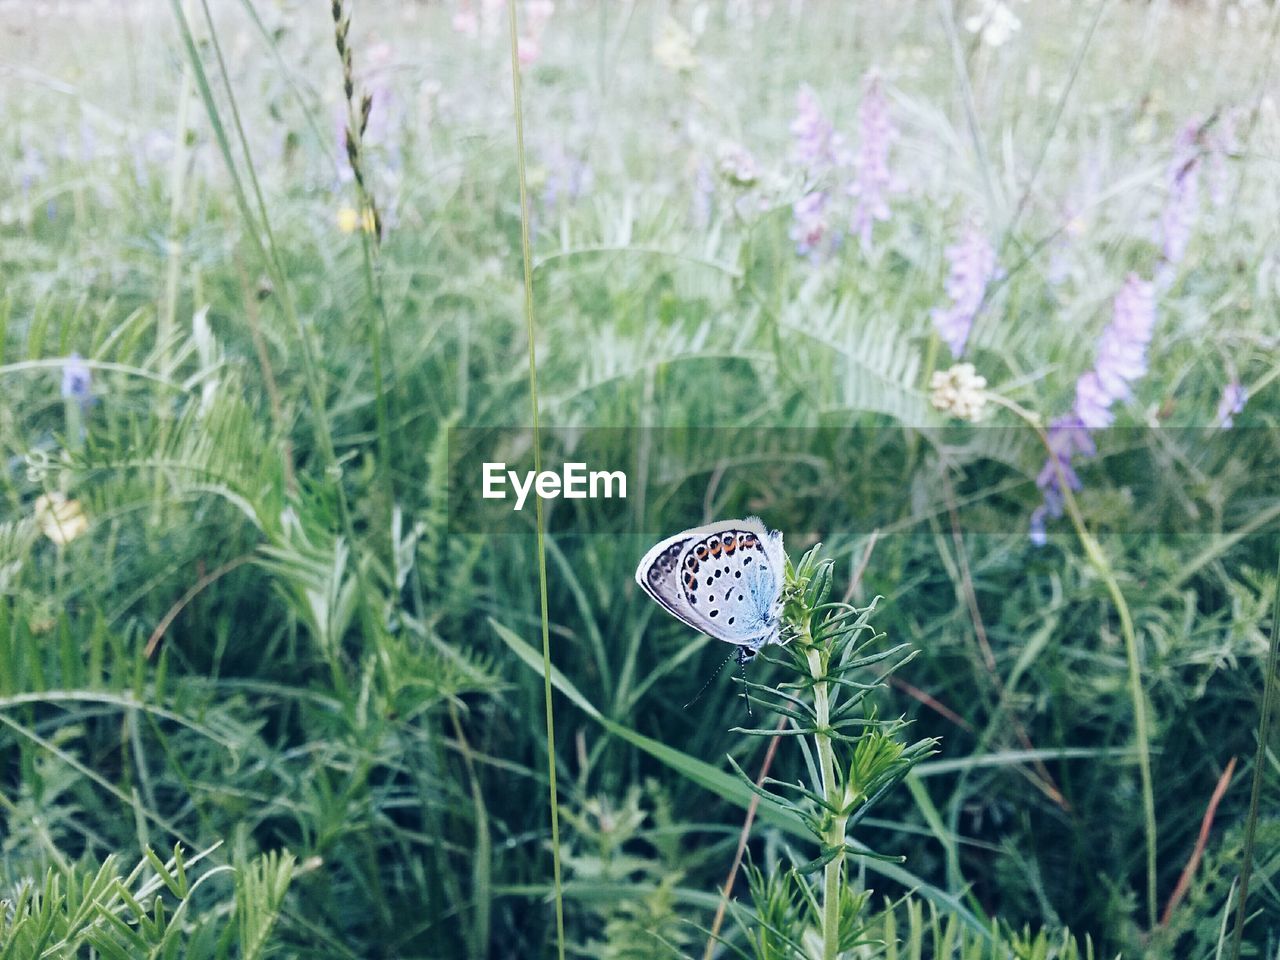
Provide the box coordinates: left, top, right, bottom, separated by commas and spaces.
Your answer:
683, 648, 738, 710
738, 647, 754, 719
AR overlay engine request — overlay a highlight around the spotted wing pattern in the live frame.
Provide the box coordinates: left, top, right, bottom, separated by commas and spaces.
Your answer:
636, 518, 784, 650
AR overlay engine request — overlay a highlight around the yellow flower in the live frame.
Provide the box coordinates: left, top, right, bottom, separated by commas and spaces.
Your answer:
34, 492, 89, 546
336, 206, 376, 234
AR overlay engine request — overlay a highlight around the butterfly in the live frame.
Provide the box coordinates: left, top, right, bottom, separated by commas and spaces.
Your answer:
635, 518, 786, 665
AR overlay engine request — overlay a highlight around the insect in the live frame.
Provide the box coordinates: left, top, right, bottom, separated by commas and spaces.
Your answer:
634, 518, 786, 667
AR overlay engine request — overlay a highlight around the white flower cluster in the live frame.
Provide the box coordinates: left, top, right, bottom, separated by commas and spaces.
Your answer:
34, 492, 89, 546
930, 363, 988, 422
964, 0, 1023, 48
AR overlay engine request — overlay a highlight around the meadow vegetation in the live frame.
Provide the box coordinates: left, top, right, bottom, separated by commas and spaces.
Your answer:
1, 0, 1278, 956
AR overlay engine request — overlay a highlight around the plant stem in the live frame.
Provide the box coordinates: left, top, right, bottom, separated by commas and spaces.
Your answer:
703, 716, 787, 960
331, 1, 394, 524
176, 0, 380, 694
448, 701, 492, 959
505, 2, 565, 957
990, 393, 1159, 928
1072, 524, 1157, 930
806, 644, 844, 960
160, 22, 192, 374
1228, 542, 1280, 959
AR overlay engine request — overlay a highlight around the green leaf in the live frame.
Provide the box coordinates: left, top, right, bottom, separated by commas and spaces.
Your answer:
793, 843, 844, 875
913, 747, 1134, 778
495, 617, 993, 938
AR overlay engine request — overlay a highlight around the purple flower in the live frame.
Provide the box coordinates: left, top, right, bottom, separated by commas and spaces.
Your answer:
789, 85, 850, 259
931, 222, 997, 357
848, 72, 898, 252
1029, 416, 1096, 546
1078, 273, 1156, 427
19, 140, 46, 198
1031, 274, 1156, 541
1159, 119, 1203, 270
1035, 275, 1155, 534
716, 142, 759, 187
541, 142, 593, 212
1073, 371, 1114, 430
790, 191, 830, 256
1216, 380, 1246, 428
62, 353, 92, 403
1036, 415, 1095, 493
790, 85, 847, 176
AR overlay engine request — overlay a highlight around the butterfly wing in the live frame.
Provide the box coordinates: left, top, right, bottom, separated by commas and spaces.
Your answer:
634, 529, 699, 624
636, 518, 784, 649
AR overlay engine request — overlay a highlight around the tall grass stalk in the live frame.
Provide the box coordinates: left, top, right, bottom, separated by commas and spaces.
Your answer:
329, 0, 394, 520
171, 0, 381, 656
152, 2, 194, 528
1227, 543, 1280, 959
1004, 0, 1109, 236
448, 700, 493, 957
160, 13, 193, 371
169, 0, 335, 474
992, 394, 1159, 929
1074, 521, 1157, 931
935, 0, 996, 215
505, 1, 566, 956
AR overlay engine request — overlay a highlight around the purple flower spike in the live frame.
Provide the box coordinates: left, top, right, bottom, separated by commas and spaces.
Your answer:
1216, 380, 1246, 428
1031, 274, 1156, 542
541, 142, 593, 213
931, 221, 997, 358
790, 85, 847, 176
1028, 415, 1095, 545
1035, 415, 1095, 494
1160, 119, 1203, 270
849, 72, 898, 252
790, 191, 830, 256
1083, 273, 1156, 419
1073, 371, 1115, 429
62, 353, 92, 405
1029, 506, 1049, 546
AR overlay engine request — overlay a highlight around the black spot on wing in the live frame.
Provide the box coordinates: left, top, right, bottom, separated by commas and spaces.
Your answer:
680, 528, 775, 626
645, 542, 683, 587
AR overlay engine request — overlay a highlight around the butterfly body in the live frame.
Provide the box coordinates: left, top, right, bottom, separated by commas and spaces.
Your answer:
635, 518, 785, 652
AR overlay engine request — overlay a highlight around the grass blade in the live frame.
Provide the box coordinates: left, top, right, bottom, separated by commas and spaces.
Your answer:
504, 3, 565, 955
493, 618, 993, 938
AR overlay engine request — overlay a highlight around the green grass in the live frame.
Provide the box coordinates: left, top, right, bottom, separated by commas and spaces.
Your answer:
2, 0, 1279, 957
